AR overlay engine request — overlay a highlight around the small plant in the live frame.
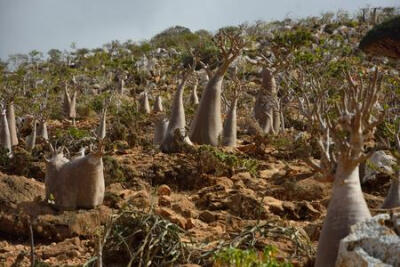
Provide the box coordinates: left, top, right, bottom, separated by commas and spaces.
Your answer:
214, 246, 292, 267
197, 145, 258, 176
102, 209, 192, 266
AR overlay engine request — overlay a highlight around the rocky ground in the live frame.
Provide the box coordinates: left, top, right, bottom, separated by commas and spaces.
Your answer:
0, 118, 393, 267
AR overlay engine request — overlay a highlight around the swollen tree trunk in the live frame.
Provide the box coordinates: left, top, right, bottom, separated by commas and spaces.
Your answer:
222, 99, 237, 147
254, 68, 279, 134
190, 74, 224, 146
0, 110, 12, 154
153, 118, 169, 145
7, 102, 18, 146
64, 85, 77, 126
161, 78, 191, 152
381, 172, 400, 209
273, 107, 281, 134
26, 120, 37, 151
153, 95, 163, 113
315, 162, 371, 267
96, 109, 106, 140
118, 79, 126, 95
139, 92, 151, 114
38, 120, 48, 140
190, 80, 199, 105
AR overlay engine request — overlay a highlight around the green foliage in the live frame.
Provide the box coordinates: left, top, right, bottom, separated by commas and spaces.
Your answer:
103, 155, 126, 185
275, 28, 313, 48
214, 246, 292, 267
197, 145, 258, 176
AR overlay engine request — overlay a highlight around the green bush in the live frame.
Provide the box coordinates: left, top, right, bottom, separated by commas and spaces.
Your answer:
214, 246, 292, 267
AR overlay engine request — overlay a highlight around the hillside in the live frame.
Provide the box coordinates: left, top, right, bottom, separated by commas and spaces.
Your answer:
0, 7, 399, 267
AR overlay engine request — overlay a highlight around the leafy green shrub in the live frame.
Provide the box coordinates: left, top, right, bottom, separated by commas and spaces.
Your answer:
214, 246, 292, 267
275, 28, 313, 48
197, 145, 258, 176
103, 155, 125, 185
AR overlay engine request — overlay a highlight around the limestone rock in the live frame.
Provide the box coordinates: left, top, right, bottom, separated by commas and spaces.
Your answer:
336, 213, 400, 266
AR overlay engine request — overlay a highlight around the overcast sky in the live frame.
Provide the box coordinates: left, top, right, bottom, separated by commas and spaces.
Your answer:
0, 0, 398, 60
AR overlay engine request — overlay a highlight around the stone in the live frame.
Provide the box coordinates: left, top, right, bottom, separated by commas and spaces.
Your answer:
199, 210, 217, 223
158, 195, 172, 207
158, 184, 172, 196
336, 213, 400, 266
185, 218, 195, 230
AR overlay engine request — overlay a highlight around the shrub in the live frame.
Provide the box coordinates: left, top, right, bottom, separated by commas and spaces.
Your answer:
214, 246, 292, 267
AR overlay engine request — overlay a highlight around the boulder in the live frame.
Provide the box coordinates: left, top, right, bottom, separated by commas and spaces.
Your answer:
336, 213, 400, 266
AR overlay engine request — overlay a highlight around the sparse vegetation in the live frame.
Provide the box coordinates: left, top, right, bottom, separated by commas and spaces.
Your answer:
0, 6, 400, 267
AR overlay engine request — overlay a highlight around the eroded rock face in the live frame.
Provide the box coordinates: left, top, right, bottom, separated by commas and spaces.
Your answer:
336, 213, 400, 267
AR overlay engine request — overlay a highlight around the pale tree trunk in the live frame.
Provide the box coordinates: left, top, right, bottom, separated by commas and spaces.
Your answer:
382, 172, 400, 209
7, 102, 18, 146
222, 99, 237, 147
153, 118, 169, 145
26, 120, 37, 151
272, 108, 281, 134
254, 68, 278, 135
161, 78, 191, 152
189, 30, 243, 146
0, 111, 12, 154
38, 120, 48, 140
153, 95, 163, 113
190, 81, 199, 105
139, 92, 151, 114
190, 74, 224, 146
96, 109, 106, 140
315, 162, 371, 267
64, 85, 77, 126
118, 79, 125, 95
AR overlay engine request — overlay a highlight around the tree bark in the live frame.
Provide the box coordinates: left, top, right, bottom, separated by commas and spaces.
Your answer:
222, 99, 237, 147
315, 162, 371, 267
382, 172, 400, 209
0, 111, 11, 154
153, 95, 163, 113
190, 74, 224, 146
161, 78, 189, 152
7, 102, 18, 146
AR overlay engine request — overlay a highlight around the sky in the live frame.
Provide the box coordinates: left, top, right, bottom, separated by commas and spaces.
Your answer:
0, 0, 398, 60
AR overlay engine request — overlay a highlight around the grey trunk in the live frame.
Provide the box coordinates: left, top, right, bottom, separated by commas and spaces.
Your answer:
190, 83, 199, 105
190, 74, 223, 146
315, 162, 371, 267
153, 95, 164, 113
26, 120, 37, 151
0, 112, 12, 154
254, 93, 273, 134
254, 69, 278, 135
273, 109, 281, 134
161, 79, 188, 152
381, 173, 400, 209
97, 110, 107, 139
64, 86, 77, 122
153, 118, 169, 145
7, 102, 18, 146
118, 79, 125, 94
222, 99, 237, 147
38, 120, 48, 140
139, 92, 151, 114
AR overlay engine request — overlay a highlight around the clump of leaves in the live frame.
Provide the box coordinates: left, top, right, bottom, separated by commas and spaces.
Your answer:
103, 155, 126, 185
102, 209, 192, 266
197, 145, 258, 177
214, 246, 292, 267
